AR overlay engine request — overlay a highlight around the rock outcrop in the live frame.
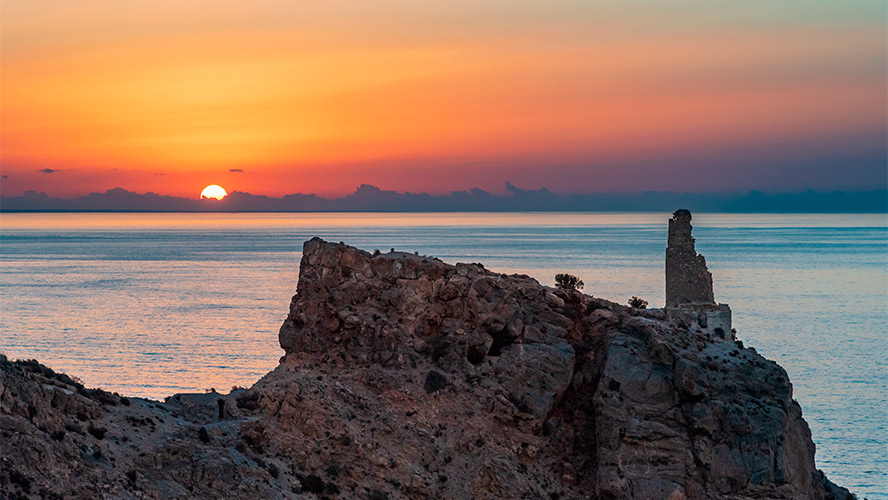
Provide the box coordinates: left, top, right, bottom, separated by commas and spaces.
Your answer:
1, 238, 852, 499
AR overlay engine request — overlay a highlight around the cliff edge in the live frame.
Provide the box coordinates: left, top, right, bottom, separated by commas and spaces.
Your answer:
1, 238, 852, 499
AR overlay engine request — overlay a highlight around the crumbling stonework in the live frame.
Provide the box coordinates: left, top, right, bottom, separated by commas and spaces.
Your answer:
666, 209, 715, 307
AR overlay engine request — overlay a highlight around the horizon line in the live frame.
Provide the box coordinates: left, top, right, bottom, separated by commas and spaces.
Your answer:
5, 183, 888, 199
2, 184, 886, 214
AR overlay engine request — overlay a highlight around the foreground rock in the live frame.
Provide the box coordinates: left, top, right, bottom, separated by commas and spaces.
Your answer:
1, 239, 852, 499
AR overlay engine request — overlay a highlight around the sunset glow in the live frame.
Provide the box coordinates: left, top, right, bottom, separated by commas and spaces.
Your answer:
1, 1, 885, 198
0, 2, 886, 490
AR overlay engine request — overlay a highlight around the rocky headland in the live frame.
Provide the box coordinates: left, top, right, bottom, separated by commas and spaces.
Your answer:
1, 215, 854, 499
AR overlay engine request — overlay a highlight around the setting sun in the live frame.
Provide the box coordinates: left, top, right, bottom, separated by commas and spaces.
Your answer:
200, 185, 227, 200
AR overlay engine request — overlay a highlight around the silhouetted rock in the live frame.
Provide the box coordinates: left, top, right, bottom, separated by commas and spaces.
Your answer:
0, 238, 853, 499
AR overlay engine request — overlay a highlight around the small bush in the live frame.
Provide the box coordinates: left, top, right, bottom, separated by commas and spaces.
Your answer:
266, 462, 280, 479
628, 296, 648, 309
80, 388, 119, 406
301, 474, 324, 494
87, 425, 106, 440
506, 393, 533, 415
326, 462, 342, 478
236, 392, 260, 411
9, 470, 31, 492
554, 274, 584, 291
65, 422, 83, 434
424, 370, 447, 394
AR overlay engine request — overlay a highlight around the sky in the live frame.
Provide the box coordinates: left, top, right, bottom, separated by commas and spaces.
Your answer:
1, 0, 886, 198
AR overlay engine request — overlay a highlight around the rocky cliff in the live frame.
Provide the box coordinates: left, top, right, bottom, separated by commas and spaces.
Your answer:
1, 238, 852, 499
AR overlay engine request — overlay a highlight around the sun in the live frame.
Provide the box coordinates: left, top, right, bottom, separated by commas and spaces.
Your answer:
200, 184, 228, 200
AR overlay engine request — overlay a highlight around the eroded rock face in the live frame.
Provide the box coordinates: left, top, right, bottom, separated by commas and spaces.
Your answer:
1, 238, 853, 500
277, 238, 577, 420
259, 238, 849, 499
666, 209, 715, 307
0, 356, 283, 499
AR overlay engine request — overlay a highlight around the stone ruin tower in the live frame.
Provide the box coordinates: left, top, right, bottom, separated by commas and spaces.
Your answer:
665, 209, 732, 336
666, 209, 714, 307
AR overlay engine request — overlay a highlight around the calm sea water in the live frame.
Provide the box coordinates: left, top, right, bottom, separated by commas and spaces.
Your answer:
1, 212, 885, 497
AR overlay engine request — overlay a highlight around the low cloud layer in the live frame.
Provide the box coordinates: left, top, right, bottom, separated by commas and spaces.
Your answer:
1, 183, 885, 213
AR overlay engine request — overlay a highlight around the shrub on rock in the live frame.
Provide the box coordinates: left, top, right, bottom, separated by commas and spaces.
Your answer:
554, 273, 583, 291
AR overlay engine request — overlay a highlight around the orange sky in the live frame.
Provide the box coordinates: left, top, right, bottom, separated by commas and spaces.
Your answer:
1, 1, 885, 198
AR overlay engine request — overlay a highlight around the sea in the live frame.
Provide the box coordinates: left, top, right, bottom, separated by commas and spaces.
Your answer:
0, 212, 885, 497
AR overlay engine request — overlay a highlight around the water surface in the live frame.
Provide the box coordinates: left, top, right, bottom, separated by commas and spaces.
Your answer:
1, 212, 885, 497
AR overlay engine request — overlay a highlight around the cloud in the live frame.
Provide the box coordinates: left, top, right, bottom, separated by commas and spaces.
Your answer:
1, 175, 7, 179
229, 169, 244, 173
38, 168, 59, 174
154, 173, 165, 176
0, 184, 885, 212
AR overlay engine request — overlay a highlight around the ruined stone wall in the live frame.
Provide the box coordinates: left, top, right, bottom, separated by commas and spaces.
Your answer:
707, 304, 733, 337
666, 209, 715, 307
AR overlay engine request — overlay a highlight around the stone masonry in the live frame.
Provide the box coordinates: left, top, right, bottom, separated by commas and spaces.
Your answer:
666, 209, 715, 307
665, 209, 732, 336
